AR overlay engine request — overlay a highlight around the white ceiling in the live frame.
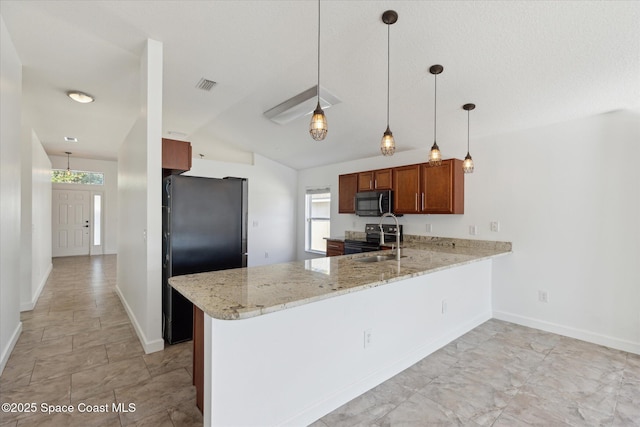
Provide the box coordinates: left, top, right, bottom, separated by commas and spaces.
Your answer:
2, 1, 639, 170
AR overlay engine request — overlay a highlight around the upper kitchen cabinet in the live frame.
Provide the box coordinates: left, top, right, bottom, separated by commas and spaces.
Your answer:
420, 159, 464, 214
338, 173, 358, 214
162, 138, 192, 174
357, 168, 392, 191
392, 164, 421, 214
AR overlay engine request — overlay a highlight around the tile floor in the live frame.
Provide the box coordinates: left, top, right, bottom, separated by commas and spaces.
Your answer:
1, 255, 639, 426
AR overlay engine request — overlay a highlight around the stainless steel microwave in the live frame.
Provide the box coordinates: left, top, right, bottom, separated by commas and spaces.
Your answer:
355, 190, 393, 216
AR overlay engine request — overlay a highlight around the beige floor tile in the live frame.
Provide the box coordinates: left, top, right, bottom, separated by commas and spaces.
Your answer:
42, 319, 101, 341
168, 400, 203, 426
105, 338, 145, 363
72, 324, 133, 350
12, 336, 73, 364
31, 345, 109, 383
71, 357, 150, 401
114, 368, 196, 426
0, 376, 71, 424
142, 341, 192, 376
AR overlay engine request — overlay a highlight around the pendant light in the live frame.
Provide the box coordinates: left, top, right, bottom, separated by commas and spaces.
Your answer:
428, 65, 443, 166
309, 0, 327, 141
65, 151, 72, 176
462, 103, 475, 173
380, 10, 398, 157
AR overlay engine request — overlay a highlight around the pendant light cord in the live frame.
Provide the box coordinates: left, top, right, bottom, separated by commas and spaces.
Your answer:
317, 0, 321, 101
433, 73, 437, 143
387, 23, 390, 127
467, 109, 470, 152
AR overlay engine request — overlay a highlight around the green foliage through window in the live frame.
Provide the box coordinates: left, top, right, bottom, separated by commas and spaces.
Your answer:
51, 169, 104, 185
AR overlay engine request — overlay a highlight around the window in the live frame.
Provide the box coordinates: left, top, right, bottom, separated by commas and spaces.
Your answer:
305, 188, 331, 254
52, 169, 104, 185
93, 194, 102, 246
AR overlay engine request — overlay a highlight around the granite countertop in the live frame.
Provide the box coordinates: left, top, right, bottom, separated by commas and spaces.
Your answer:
169, 237, 512, 321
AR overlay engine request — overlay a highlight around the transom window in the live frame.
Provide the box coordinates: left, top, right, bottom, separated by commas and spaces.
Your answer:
52, 169, 104, 185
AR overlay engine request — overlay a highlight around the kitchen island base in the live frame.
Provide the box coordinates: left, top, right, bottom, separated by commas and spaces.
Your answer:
201, 259, 492, 426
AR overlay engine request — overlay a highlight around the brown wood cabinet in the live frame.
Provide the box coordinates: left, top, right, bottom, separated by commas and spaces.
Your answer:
392, 164, 421, 214
420, 159, 464, 214
338, 173, 358, 213
162, 138, 192, 174
326, 239, 345, 257
357, 168, 392, 191
340, 159, 464, 215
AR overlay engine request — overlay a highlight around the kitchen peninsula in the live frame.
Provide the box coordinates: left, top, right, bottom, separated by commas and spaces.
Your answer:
169, 237, 511, 426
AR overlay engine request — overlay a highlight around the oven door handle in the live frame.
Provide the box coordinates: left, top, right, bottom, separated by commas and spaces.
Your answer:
379, 193, 383, 214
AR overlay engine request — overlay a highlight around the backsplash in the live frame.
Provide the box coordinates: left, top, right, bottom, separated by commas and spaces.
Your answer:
344, 230, 512, 252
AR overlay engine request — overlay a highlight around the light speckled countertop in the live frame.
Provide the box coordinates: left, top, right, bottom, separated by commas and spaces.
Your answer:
169, 238, 512, 320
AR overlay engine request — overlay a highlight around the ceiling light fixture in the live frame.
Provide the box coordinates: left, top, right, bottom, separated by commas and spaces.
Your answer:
380, 10, 398, 157
66, 91, 94, 104
65, 151, 72, 175
309, 0, 328, 141
428, 65, 443, 166
462, 103, 475, 173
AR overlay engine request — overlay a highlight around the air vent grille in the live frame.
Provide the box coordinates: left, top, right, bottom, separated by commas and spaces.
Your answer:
196, 78, 217, 91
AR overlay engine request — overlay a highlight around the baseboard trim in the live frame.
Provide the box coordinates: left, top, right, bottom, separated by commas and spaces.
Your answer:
493, 310, 640, 355
0, 321, 22, 376
114, 285, 164, 354
20, 262, 52, 312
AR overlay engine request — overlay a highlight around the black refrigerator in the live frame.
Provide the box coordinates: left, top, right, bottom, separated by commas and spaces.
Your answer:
162, 175, 248, 344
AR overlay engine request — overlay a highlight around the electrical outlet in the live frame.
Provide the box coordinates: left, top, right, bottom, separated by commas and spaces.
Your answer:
469, 225, 478, 236
426, 223, 432, 233
252, 220, 259, 227
441, 299, 448, 314
538, 290, 548, 303
364, 329, 373, 349
490, 221, 500, 232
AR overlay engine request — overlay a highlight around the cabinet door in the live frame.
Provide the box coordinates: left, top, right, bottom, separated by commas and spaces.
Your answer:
421, 159, 464, 214
326, 240, 344, 257
374, 169, 392, 190
338, 173, 358, 213
162, 138, 192, 173
358, 171, 374, 191
393, 165, 421, 213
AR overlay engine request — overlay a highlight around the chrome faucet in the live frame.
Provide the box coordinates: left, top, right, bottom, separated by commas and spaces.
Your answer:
378, 212, 401, 261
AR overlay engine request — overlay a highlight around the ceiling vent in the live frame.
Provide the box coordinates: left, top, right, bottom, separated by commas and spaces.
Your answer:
264, 85, 341, 125
196, 78, 217, 91
64, 136, 78, 142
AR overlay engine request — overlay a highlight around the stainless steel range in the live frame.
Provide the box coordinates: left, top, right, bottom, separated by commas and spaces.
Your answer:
343, 223, 403, 254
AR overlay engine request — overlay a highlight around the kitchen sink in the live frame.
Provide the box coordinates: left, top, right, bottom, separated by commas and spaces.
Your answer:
355, 254, 406, 263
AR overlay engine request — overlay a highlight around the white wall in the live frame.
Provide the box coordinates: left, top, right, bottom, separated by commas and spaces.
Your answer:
0, 15, 23, 374
116, 39, 164, 354
20, 130, 52, 311
186, 154, 298, 266
49, 155, 118, 255
297, 110, 640, 354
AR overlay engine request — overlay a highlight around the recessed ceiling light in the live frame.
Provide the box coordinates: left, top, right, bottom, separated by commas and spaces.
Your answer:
64, 136, 78, 142
67, 91, 95, 103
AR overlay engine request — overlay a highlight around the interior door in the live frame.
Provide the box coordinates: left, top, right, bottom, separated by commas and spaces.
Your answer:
52, 189, 91, 257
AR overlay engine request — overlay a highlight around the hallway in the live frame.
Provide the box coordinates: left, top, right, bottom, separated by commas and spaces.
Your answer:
0, 255, 202, 426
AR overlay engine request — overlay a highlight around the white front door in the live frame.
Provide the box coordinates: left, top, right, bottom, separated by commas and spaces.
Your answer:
52, 189, 91, 257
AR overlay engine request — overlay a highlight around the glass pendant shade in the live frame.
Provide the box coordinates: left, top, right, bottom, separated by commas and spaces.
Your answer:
429, 142, 442, 166
381, 126, 395, 156
462, 103, 475, 173
463, 152, 474, 173
309, 102, 328, 141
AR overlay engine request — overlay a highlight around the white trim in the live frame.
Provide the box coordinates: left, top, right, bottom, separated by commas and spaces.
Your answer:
493, 310, 640, 355
20, 262, 52, 312
114, 285, 164, 354
0, 322, 22, 376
